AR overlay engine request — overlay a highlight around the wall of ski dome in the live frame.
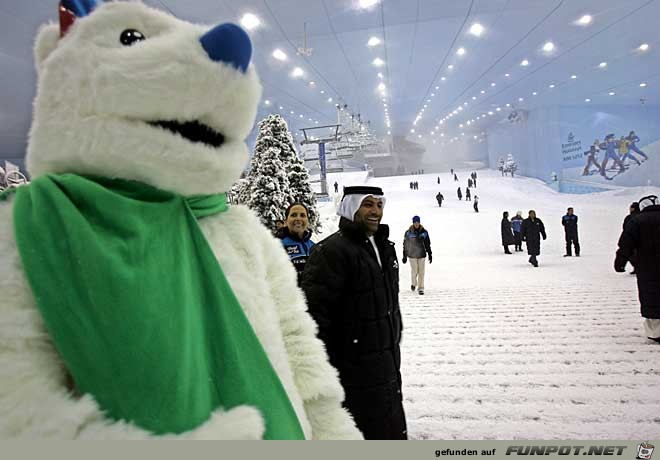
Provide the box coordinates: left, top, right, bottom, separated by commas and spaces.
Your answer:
486, 104, 660, 188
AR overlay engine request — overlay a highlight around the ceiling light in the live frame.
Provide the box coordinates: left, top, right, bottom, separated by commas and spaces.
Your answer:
309, 81, 316, 86
505, 73, 510, 77
264, 100, 271, 105
240, 13, 261, 30
327, 97, 333, 102
542, 41, 555, 52
377, 72, 383, 78
441, 77, 446, 81
490, 82, 496, 87
639, 43, 649, 51
496, 107, 501, 111
431, 93, 435, 97
549, 84, 555, 88
488, 111, 493, 115
520, 59, 529, 66
290, 111, 294, 114
272, 49, 287, 61
472, 96, 477, 100
532, 91, 537, 95
299, 114, 303, 118
571, 75, 577, 79
480, 90, 485, 94
359, 0, 379, 8
456, 47, 466, 56
373, 57, 385, 67
506, 103, 511, 107
598, 62, 607, 68
448, 64, 454, 70
367, 36, 381, 47
279, 106, 283, 110
320, 90, 325, 94
640, 82, 647, 87
469, 23, 484, 37
377, 82, 386, 91
387, 131, 391, 135
291, 67, 304, 78
577, 14, 592, 25
585, 98, 591, 102
464, 102, 468, 106
609, 91, 615, 96
410, 129, 415, 133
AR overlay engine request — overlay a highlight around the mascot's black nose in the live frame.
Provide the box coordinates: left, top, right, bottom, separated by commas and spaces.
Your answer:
199, 23, 252, 73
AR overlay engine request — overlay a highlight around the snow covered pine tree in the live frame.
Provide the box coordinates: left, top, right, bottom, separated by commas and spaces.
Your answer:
242, 114, 320, 232
505, 154, 518, 177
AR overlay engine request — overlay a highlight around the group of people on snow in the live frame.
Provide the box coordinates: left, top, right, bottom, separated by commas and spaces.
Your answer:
270, 174, 660, 440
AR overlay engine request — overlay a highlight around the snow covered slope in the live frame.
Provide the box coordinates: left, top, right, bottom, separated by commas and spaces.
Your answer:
315, 169, 660, 439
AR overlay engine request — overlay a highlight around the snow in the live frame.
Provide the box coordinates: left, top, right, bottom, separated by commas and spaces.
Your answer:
314, 169, 660, 439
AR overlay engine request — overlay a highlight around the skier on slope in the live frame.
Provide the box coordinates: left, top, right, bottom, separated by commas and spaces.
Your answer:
436, 192, 444, 207
599, 134, 625, 177
457, 187, 462, 200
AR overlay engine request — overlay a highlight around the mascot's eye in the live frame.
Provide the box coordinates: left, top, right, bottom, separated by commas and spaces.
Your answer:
120, 29, 146, 46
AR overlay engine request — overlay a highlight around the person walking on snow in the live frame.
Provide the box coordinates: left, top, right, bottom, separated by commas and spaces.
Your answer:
402, 216, 432, 295
436, 192, 444, 207
334, 181, 339, 193
437, 176, 440, 184
521, 210, 547, 267
501, 212, 514, 254
511, 211, 524, 251
468, 178, 473, 188
465, 187, 471, 201
457, 187, 462, 200
473, 195, 479, 213
562, 207, 580, 257
454, 173, 459, 182
302, 186, 407, 439
615, 195, 660, 343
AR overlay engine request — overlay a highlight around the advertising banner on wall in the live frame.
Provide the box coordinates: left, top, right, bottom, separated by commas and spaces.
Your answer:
559, 106, 660, 187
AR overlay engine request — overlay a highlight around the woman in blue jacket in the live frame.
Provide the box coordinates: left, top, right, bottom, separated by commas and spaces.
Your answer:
277, 202, 315, 286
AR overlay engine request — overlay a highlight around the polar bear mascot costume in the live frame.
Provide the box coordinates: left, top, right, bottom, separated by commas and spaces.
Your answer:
0, 0, 361, 440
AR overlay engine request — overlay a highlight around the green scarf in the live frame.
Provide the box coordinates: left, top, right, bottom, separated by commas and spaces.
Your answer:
9, 174, 304, 439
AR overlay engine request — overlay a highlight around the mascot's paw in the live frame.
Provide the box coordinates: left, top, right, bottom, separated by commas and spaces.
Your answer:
189, 406, 264, 440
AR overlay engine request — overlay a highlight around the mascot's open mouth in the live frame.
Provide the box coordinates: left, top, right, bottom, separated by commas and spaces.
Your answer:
148, 120, 225, 148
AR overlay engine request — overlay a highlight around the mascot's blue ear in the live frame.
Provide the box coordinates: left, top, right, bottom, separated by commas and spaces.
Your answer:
199, 23, 252, 73
59, 0, 97, 36
61, 0, 97, 17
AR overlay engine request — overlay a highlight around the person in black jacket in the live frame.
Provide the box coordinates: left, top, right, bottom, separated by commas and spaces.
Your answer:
562, 207, 580, 257
521, 210, 546, 267
501, 211, 514, 254
457, 187, 462, 200
302, 186, 406, 439
436, 192, 444, 207
622, 202, 640, 274
465, 187, 471, 201
615, 195, 660, 343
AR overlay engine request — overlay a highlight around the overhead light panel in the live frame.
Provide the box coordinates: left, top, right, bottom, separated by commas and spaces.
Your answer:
377, 83, 386, 91
598, 62, 607, 68
469, 23, 484, 37
639, 43, 649, 51
373, 57, 385, 67
571, 75, 577, 79
291, 67, 304, 78
367, 36, 381, 47
542, 41, 555, 52
272, 48, 287, 61
585, 98, 591, 102
576, 14, 592, 25
456, 47, 466, 56
240, 13, 261, 30
520, 59, 530, 66
359, 0, 379, 8
448, 64, 454, 70
640, 82, 647, 87
264, 99, 271, 105
609, 91, 615, 96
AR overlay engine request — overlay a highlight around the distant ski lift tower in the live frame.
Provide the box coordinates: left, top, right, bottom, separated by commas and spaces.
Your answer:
300, 124, 340, 196
297, 22, 313, 56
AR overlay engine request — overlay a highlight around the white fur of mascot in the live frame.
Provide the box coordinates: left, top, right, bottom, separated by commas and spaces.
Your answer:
0, 0, 361, 440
